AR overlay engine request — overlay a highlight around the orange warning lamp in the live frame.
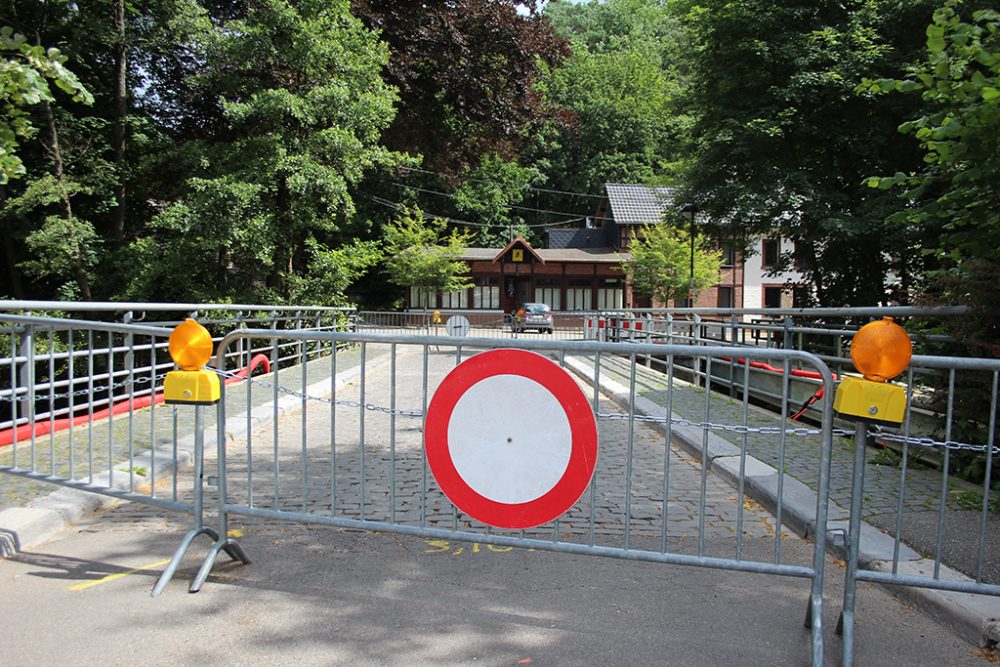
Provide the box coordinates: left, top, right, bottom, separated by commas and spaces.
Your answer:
834, 317, 911, 424
168, 318, 215, 370
850, 317, 912, 382
163, 319, 220, 405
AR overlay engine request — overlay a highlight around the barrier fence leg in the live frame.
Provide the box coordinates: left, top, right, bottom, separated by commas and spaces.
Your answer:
838, 420, 868, 665
191, 384, 250, 593
151, 405, 219, 597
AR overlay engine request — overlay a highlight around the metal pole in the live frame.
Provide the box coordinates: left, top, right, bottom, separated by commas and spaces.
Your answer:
688, 215, 695, 305
839, 419, 868, 665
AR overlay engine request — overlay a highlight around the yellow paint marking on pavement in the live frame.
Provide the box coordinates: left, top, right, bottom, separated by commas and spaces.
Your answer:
69, 559, 171, 591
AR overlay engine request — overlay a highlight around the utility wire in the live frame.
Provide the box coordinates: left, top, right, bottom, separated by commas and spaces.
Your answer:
396, 165, 607, 199
368, 196, 585, 229
390, 182, 612, 222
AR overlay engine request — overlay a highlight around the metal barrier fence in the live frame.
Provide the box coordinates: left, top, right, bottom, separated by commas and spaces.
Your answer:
3, 307, 1000, 665
837, 353, 1000, 665
352, 309, 594, 340
0, 306, 350, 512
202, 329, 836, 666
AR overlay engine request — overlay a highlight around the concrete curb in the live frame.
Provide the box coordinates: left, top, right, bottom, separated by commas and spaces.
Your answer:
563, 354, 1000, 648
0, 354, 373, 560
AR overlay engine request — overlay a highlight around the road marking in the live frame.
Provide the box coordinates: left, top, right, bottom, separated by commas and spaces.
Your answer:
423, 539, 520, 555
69, 558, 171, 591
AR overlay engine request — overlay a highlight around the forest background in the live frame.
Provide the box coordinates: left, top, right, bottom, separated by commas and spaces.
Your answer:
1, 0, 998, 346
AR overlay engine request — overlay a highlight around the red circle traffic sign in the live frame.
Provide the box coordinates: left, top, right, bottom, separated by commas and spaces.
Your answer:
424, 349, 598, 529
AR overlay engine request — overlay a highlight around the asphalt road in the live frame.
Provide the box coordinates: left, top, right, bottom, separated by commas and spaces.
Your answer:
0, 504, 990, 667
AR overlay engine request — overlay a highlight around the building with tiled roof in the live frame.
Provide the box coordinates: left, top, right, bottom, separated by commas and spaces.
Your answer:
405, 183, 804, 312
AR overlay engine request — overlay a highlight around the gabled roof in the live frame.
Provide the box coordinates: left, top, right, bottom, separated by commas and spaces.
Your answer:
492, 236, 545, 264
459, 247, 628, 264
605, 183, 676, 225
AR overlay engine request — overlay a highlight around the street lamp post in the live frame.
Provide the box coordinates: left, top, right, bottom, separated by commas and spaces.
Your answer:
681, 203, 699, 306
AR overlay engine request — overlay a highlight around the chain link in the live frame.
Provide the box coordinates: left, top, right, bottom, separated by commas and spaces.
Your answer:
595, 411, 1000, 455
0, 372, 164, 404
5, 364, 997, 453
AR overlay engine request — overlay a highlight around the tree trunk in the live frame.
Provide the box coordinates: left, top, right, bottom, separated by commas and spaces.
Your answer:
42, 99, 93, 301
112, 0, 127, 240
0, 186, 25, 298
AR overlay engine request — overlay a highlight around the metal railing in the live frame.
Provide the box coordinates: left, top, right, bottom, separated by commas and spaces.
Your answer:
352, 308, 596, 340
2, 305, 999, 666
0, 306, 352, 513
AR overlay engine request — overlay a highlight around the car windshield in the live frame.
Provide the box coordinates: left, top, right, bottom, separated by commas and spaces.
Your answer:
523, 303, 550, 313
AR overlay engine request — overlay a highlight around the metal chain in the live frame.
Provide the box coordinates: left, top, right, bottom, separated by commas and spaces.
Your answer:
595, 411, 1000, 455
5, 363, 995, 454
0, 373, 164, 404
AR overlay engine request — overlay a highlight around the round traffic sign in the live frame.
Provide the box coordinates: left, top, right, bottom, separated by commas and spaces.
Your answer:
424, 349, 598, 529
445, 315, 470, 337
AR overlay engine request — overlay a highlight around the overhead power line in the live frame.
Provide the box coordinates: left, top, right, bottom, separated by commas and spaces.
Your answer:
396, 165, 607, 199
368, 196, 588, 229
390, 182, 611, 222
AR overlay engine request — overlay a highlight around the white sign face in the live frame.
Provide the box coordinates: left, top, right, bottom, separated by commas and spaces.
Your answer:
447, 374, 572, 504
445, 315, 470, 337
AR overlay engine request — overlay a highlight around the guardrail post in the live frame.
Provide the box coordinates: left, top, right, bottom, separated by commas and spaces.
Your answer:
782, 316, 793, 350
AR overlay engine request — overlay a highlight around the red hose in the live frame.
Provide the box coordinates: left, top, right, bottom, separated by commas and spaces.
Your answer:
720, 357, 836, 421
0, 354, 271, 447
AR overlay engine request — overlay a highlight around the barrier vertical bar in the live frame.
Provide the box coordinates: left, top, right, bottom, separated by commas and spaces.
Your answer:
840, 421, 868, 666
934, 368, 956, 579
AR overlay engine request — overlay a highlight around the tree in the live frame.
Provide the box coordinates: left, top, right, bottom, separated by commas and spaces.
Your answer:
452, 155, 545, 247
626, 221, 722, 306
122, 0, 404, 302
382, 207, 472, 309
532, 0, 687, 207
678, 0, 942, 307
0, 26, 91, 183
350, 0, 568, 179
863, 2, 1000, 351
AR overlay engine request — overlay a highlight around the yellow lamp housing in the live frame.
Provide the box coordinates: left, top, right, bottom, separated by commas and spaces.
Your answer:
163, 368, 220, 405
833, 375, 906, 425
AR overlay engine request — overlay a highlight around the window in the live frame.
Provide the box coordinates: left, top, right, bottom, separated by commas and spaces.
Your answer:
762, 239, 780, 269
793, 241, 812, 271
717, 286, 734, 308
721, 247, 736, 268
473, 277, 499, 309
409, 286, 434, 309
565, 279, 593, 311
763, 286, 783, 309
440, 290, 466, 309
534, 278, 561, 311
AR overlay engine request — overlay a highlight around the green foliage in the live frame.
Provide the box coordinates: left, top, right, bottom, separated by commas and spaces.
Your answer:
862, 3, 1000, 278
626, 220, 722, 305
123, 0, 403, 303
0, 26, 92, 183
288, 238, 383, 306
382, 207, 472, 308
535, 0, 687, 199
453, 155, 545, 247
679, 0, 938, 306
